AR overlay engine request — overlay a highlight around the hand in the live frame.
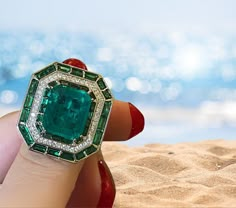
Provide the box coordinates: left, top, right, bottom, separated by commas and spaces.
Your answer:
0, 59, 144, 207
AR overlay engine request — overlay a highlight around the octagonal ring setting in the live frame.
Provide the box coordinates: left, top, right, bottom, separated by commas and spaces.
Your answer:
17, 62, 113, 163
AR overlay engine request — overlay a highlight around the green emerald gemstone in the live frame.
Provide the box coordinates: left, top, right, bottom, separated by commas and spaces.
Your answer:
37, 114, 43, 122
24, 95, 34, 108
102, 101, 112, 116
93, 130, 103, 145
96, 101, 112, 134
20, 109, 30, 122
42, 84, 92, 143
97, 79, 107, 90
18, 124, 34, 145
35, 65, 56, 79
98, 116, 107, 130
76, 151, 85, 160
85, 71, 99, 81
43, 88, 51, 97
60, 152, 74, 161
39, 104, 46, 114
85, 145, 97, 155
47, 148, 61, 157
71, 68, 83, 77
32, 144, 46, 153
102, 89, 112, 99
58, 63, 71, 73
41, 97, 49, 106
28, 79, 39, 95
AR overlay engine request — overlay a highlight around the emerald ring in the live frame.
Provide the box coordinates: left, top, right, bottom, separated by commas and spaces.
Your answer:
17, 61, 113, 163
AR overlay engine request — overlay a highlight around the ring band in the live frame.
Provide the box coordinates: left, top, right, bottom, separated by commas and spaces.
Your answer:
17, 61, 113, 163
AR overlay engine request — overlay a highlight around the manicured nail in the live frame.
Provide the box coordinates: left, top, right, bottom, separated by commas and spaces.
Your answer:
128, 103, 145, 139
63, 58, 87, 70
97, 160, 116, 208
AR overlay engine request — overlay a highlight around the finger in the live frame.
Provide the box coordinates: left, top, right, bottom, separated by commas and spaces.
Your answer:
63, 58, 118, 207
0, 144, 84, 207
66, 149, 115, 208
63, 58, 145, 142
0, 112, 22, 183
96, 150, 116, 208
0, 100, 144, 183
104, 101, 144, 141
66, 152, 101, 207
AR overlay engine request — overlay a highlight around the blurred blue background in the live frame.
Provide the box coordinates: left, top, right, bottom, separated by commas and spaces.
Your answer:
0, 0, 236, 145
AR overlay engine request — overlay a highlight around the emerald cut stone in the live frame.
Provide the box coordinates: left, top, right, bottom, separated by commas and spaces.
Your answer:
85, 71, 99, 81
102, 89, 112, 99
24, 95, 34, 108
20, 109, 30, 122
76, 151, 85, 160
47, 148, 61, 157
93, 130, 103, 145
58, 63, 71, 73
28, 79, 39, 95
102, 101, 112, 115
42, 84, 92, 143
85, 145, 97, 155
60, 152, 74, 161
35, 65, 56, 79
71, 68, 83, 77
97, 79, 107, 90
32, 144, 47, 153
18, 124, 34, 145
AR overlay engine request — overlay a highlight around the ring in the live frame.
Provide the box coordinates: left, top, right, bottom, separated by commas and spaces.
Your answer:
17, 60, 113, 163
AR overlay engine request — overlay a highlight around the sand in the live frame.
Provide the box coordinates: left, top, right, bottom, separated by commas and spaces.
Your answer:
102, 140, 236, 208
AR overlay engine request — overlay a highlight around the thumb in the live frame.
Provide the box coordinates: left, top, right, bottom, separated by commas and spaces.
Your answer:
0, 143, 84, 208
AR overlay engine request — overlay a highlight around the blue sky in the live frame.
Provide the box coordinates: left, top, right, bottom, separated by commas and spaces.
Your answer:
1, 0, 236, 32
0, 1, 236, 145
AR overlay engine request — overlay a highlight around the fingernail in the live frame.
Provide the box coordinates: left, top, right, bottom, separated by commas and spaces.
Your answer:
63, 58, 87, 70
128, 103, 145, 139
97, 160, 116, 208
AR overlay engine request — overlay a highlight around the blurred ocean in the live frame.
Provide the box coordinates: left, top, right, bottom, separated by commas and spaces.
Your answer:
0, 0, 236, 145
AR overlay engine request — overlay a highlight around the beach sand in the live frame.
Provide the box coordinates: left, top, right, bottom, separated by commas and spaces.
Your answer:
102, 140, 236, 208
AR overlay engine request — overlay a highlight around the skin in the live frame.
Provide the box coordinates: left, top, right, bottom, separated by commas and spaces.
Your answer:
0, 100, 132, 207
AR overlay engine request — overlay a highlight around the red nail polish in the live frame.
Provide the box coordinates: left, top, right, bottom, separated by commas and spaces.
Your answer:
128, 103, 145, 139
97, 160, 116, 208
63, 58, 87, 70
